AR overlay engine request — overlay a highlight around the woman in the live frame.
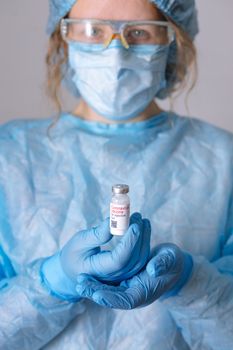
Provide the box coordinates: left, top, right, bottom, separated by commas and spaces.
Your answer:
0, 0, 232, 349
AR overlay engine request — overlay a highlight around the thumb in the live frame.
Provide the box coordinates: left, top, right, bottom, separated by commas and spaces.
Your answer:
70, 218, 112, 250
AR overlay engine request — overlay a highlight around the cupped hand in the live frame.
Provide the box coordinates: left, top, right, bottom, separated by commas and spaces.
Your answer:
75, 243, 193, 309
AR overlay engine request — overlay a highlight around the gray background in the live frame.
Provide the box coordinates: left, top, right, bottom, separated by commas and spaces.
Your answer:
0, 0, 233, 131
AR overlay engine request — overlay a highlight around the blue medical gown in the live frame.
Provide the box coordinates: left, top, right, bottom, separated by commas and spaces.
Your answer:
0, 111, 233, 349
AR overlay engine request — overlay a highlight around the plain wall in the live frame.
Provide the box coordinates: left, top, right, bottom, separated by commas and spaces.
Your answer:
0, 0, 233, 131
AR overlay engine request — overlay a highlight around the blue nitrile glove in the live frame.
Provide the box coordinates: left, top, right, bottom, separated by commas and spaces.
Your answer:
75, 243, 193, 309
40, 213, 151, 301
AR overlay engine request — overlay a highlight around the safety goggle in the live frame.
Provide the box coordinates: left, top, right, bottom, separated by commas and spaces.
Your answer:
60, 19, 175, 50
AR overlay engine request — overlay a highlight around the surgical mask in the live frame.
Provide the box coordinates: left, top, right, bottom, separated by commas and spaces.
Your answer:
68, 41, 169, 121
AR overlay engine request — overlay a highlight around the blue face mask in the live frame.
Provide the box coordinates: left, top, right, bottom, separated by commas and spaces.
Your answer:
68, 41, 169, 121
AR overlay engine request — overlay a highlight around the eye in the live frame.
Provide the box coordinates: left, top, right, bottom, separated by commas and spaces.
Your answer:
87, 27, 101, 37
132, 30, 147, 37
124, 27, 150, 44
128, 29, 148, 39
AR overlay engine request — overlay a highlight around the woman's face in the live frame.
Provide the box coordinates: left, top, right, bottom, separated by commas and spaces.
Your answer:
69, 0, 163, 21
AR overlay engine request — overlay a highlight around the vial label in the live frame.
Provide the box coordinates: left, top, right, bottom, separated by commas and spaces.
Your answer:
110, 203, 130, 236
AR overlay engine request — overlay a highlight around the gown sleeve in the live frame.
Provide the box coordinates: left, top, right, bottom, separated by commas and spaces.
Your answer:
163, 188, 233, 350
0, 123, 86, 350
0, 235, 85, 350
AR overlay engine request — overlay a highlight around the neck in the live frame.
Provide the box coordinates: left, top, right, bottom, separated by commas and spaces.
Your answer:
72, 100, 163, 124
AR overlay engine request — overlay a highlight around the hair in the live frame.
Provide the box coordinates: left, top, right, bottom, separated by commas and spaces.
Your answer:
45, 17, 197, 115
46, 28, 68, 115
165, 18, 197, 112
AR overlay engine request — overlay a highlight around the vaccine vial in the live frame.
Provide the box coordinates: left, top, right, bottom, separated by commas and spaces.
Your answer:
110, 184, 130, 236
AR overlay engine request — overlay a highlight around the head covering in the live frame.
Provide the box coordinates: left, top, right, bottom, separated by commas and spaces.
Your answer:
47, 0, 198, 99
152, 0, 198, 39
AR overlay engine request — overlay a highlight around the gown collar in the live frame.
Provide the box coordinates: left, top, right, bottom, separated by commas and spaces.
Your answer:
60, 111, 173, 137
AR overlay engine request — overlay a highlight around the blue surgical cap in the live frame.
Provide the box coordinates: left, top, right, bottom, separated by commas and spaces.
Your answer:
47, 0, 198, 39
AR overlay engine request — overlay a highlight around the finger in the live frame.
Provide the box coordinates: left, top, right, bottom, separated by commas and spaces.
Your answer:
73, 218, 112, 250
129, 212, 142, 225
110, 213, 144, 270
90, 216, 151, 281
113, 212, 143, 269
91, 268, 168, 309
146, 246, 176, 277
89, 221, 142, 278
76, 274, 125, 299
120, 271, 165, 304
92, 285, 143, 310
131, 218, 151, 269
119, 218, 151, 280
